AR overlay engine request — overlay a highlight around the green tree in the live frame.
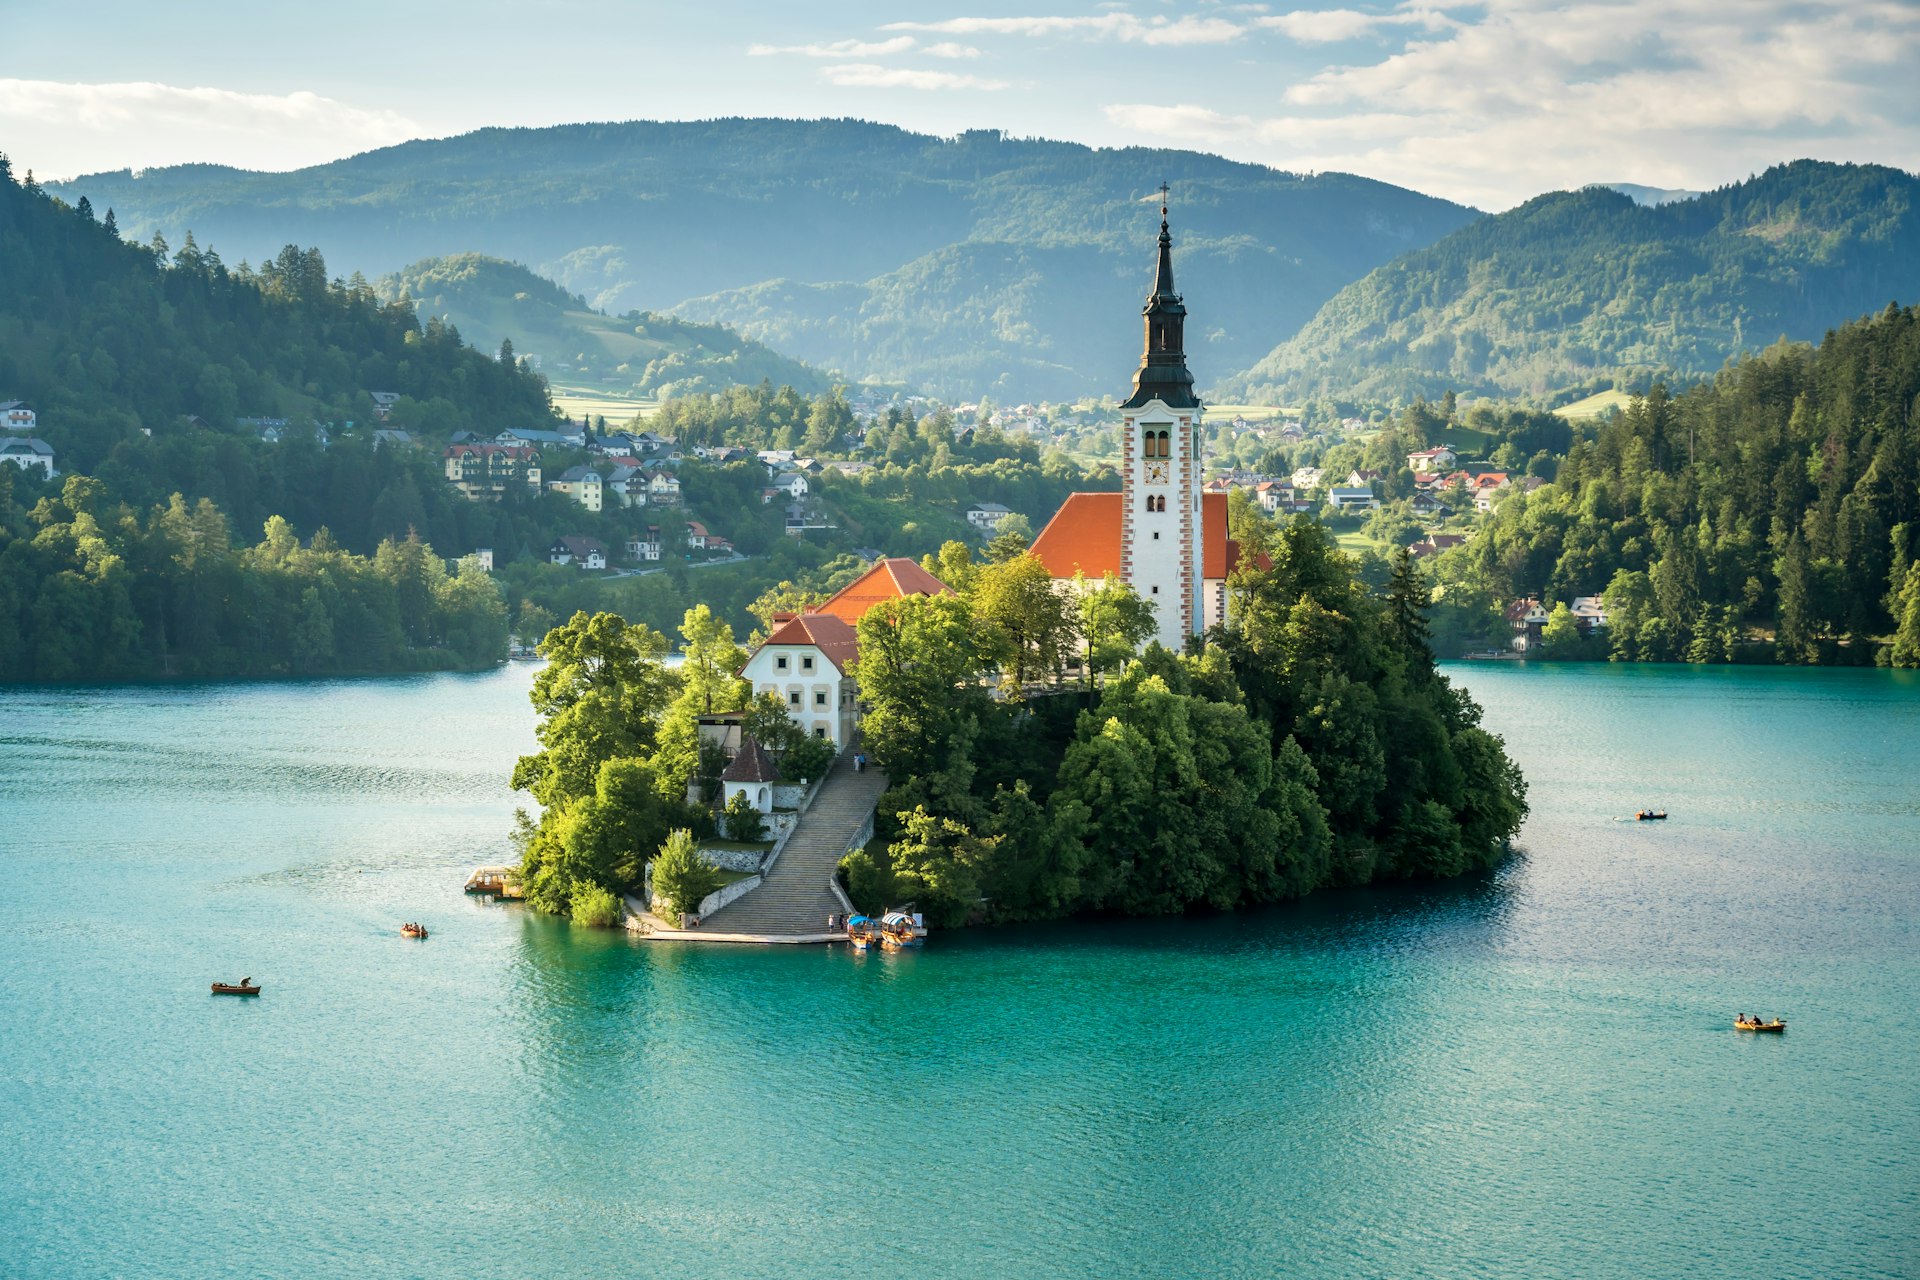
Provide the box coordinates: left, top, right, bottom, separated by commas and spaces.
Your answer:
972, 553, 1075, 689
650, 828, 724, 920
886, 806, 998, 928
724, 790, 766, 842
1540, 602, 1582, 655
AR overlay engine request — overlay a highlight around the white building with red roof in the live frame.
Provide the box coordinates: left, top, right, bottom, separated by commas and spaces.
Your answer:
1029, 198, 1251, 650
738, 557, 953, 749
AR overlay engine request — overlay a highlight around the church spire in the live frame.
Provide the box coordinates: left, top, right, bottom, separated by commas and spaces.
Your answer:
1122, 184, 1197, 410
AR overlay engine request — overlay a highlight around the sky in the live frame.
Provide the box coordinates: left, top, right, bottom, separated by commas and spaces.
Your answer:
3, 0, 1916, 210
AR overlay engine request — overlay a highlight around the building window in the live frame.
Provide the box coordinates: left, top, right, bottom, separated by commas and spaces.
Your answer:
801, 656, 814, 672
1153, 531, 1161, 540
788, 690, 801, 706
775, 655, 789, 671
814, 727, 827, 738
1152, 585, 1160, 595
815, 691, 827, 707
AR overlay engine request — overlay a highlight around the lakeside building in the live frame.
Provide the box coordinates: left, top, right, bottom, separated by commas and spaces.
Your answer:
739, 557, 952, 749
1029, 200, 1257, 652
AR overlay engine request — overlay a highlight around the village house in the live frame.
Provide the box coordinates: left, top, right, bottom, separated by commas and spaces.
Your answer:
1325, 486, 1378, 512
1407, 532, 1467, 560
496, 425, 584, 449
548, 465, 604, 513
595, 433, 635, 458
1506, 597, 1549, 650
0, 435, 57, 478
1346, 468, 1384, 488
966, 501, 1014, 529
444, 443, 541, 500
1411, 490, 1452, 517
685, 520, 711, 551
1570, 596, 1609, 633
763, 472, 808, 503
648, 471, 682, 505
372, 428, 415, 449
739, 557, 953, 749
368, 391, 400, 420
1291, 466, 1325, 492
472, 548, 494, 571
1407, 446, 1457, 473
548, 536, 607, 570
625, 527, 663, 562
606, 460, 648, 509
628, 431, 675, 456
1, 401, 36, 431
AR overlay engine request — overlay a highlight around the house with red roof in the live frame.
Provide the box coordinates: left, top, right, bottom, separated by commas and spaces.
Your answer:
738, 557, 953, 749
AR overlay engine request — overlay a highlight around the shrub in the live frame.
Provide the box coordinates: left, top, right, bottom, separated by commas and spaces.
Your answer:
570, 882, 623, 928
837, 842, 895, 916
724, 790, 766, 842
651, 828, 725, 919
783, 733, 836, 785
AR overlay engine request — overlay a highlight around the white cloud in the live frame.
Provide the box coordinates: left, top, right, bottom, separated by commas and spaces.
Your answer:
1256, 7, 1430, 43
1108, 0, 1920, 208
820, 63, 1011, 91
883, 13, 1243, 45
0, 80, 420, 177
748, 36, 918, 58
924, 42, 984, 58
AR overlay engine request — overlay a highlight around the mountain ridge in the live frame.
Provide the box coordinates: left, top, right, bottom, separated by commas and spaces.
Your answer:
46, 117, 1481, 400
1222, 159, 1920, 404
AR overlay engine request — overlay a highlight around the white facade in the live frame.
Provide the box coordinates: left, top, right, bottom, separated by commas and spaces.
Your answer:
1123, 399, 1204, 652
740, 640, 858, 750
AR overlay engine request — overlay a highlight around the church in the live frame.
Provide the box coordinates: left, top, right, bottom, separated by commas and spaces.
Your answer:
1030, 199, 1252, 651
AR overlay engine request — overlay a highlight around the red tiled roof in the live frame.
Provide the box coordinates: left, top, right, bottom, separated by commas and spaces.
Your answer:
763, 612, 859, 673
813, 557, 952, 625
1030, 491, 1241, 581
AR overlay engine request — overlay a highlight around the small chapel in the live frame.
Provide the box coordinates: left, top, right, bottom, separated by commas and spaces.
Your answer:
1030, 196, 1252, 651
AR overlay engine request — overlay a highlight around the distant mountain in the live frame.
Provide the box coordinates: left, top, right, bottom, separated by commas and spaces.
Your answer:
1223, 161, 1920, 404
48, 119, 1478, 400
1600, 183, 1703, 207
378, 254, 830, 398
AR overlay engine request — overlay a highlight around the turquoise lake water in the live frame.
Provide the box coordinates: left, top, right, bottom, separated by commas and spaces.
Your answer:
2, 662, 1916, 1279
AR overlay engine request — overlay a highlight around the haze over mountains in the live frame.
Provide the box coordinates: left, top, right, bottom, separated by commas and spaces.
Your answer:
48, 118, 1476, 401
376, 254, 829, 400
47, 122, 1918, 408
1223, 161, 1920, 404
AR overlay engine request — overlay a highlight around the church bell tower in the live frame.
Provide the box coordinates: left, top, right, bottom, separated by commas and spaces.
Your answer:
1118, 188, 1203, 651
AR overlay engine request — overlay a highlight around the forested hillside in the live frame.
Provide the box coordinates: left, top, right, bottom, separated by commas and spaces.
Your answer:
0, 155, 551, 679
1227, 161, 1920, 404
379, 254, 830, 399
47, 118, 1479, 399
1428, 303, 1920, 664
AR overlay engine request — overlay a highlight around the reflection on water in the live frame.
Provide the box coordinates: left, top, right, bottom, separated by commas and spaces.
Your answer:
1, 662, 1916, 1279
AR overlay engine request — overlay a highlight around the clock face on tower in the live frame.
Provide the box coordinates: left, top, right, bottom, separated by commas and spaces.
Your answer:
1145, 461, 1169, 484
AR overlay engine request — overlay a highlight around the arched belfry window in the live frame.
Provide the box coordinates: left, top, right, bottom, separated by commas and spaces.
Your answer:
1142, 429, 1171, 459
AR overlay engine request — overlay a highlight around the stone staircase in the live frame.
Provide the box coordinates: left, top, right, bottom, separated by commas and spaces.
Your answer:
699, 751, 887, 938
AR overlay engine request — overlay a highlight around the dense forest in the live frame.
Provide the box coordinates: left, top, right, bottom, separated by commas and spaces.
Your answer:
509, 519, 1527, 927
0, 472, 504, 681
1426, 304, 1920, 664
1229, 161, 1920, 404
377, 254, 830, 399
47, 118, 1478, 399
0, 155, 549, 679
